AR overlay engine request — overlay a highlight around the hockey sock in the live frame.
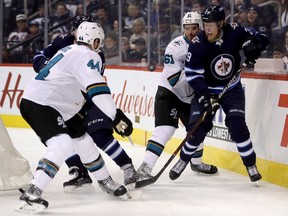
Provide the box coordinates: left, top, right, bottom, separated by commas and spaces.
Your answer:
190, 142, 204, 165
226, 116, 256, 166
74, 133, 110, 180
180, 124, 207, 162
90, 129, 132, 167
32, 134, 74, 190
65, 154, 87, 171
143, 126, 175, 168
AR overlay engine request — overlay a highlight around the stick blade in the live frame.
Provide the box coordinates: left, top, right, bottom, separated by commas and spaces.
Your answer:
135, 177, 157, 188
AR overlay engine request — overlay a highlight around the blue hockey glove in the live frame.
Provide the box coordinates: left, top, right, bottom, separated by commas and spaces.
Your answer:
199, 94, 212, 112
242, 34, 269, 65
112, 109, 133, 137
199, 94, 219, 114
242, 39, 261, 65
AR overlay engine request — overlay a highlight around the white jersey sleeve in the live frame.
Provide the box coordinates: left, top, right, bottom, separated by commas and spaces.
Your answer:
72, 47, 116, 120
23, 44, 116, 121
158, 35, 194, 104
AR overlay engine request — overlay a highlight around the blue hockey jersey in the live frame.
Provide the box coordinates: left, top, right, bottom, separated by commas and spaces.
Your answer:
184, 23, 267, 97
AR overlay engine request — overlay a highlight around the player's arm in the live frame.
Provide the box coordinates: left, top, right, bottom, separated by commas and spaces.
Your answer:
77, 53, 132, 136
33, 34, 75, 73
241, 26, 269, 64
184, 45, 208, 97
33, 49, 50, 73
164, 44, 186, 87
184, 45, 212, 112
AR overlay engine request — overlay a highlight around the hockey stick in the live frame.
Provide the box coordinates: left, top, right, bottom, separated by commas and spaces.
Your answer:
135, 62, 247, 188
127, 136, 134, 146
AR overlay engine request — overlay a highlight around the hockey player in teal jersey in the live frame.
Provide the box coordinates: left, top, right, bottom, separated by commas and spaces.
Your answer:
33, 15, 137, 193
17, 22, 132, 213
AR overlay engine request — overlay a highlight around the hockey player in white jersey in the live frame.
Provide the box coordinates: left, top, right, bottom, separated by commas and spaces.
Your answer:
16, 22, 129, 213
136, 12, 218, 185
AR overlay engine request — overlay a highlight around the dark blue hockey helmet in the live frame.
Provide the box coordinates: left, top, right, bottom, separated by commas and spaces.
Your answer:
202, 5, 226, 22
72, 15, 93, 31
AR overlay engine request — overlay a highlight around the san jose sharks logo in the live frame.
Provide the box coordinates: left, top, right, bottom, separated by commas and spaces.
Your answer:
173, 39, 182, 47
211, 54, 234, 80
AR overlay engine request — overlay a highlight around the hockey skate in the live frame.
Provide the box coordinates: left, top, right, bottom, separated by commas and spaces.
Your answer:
63, 166, 95, 193
169, 158, 188, 180
190, 162, 218, 174
98, 176, 127, 197
15, 184, 49, 213
246, 165, 262, 186
122, 164, 138, 189
136, 162, 153, 181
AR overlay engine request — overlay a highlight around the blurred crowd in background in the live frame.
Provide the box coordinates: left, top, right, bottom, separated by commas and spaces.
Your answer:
2, 0, 288, 68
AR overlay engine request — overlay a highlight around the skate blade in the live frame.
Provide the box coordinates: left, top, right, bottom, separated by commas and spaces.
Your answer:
15, 200, 47, 213
64, 184, 95, 194
125, 183, 136, 191
255, 180, 261, 187
118, 190, 143, 200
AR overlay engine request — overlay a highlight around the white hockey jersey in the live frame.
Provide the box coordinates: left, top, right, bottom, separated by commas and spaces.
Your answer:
158, 35, 194, 104
23, 44, 116, 121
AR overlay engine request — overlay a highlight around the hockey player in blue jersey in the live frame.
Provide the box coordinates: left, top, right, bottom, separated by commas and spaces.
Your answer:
33, 15, 137, 193
136, 12, 218, 184
169, 5, 269, 183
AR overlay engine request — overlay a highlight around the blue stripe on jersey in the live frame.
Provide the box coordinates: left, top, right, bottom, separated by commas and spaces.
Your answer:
36, 158, 59, 178
84, 155, 105, 172
185, 66, 205, 75
208, 75, 241, 94
185, 66, 205, 83
167, 71, 181, 86
86, 83, 111, 98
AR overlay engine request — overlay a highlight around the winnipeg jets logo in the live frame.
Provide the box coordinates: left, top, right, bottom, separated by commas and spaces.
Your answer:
211, 54, 234, 80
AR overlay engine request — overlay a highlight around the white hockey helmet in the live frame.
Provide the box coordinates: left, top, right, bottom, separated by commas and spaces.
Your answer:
182, 11, 203, 31
76, 21, 105, 52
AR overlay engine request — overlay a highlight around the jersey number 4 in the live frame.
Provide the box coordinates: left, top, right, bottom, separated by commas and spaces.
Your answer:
35, 54, 63, 80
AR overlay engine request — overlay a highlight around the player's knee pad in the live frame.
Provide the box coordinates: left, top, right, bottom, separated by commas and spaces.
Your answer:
226, 116, 250, 143
45, 134, 74, 166
150, 126, 176, 146
75, 133, 101, 164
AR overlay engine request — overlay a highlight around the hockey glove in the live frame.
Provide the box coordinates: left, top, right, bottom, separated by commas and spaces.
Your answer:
199, 94, 212, 112
112, 109, 133, 137
242, 39, 261, 65
199, 94, 219, 115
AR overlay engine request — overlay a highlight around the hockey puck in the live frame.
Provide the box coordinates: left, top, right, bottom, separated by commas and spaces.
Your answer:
148, 64, 156, 71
